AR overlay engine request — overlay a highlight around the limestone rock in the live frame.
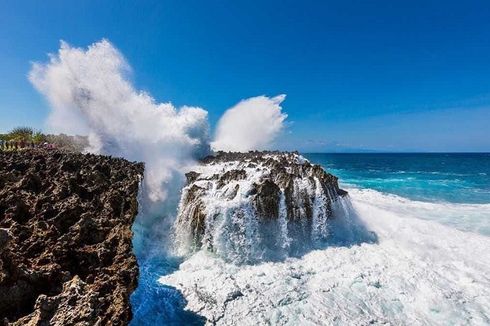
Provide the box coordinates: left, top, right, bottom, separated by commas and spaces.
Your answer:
0, 150, 143, 325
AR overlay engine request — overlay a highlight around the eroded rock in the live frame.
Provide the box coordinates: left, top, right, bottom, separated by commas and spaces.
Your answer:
0, 150, 143, 325
174, 151, 347, 262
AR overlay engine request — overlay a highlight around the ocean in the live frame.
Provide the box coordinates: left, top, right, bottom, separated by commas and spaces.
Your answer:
305, 153, 490, 236
131, 153, 490, 325
305, 153, 490, 204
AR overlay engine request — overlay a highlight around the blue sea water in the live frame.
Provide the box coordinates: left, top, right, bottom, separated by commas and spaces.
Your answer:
304, 153, 490, 204
130, 153, 490, 325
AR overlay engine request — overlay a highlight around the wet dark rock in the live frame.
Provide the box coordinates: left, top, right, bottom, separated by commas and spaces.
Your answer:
0, 229, 9, 250
178, 151, 347, 250
0, 150, 143, 325
253, 179, 280, 219
185, 171, 201, 184
179, 185, 207, 247
217, 169, 247, 189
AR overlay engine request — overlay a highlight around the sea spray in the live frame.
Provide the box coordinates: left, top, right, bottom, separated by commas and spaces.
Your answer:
161, 187, 490, 325
29, 39, 210, 203
277, 191, 292, 251
29, 39, 288, 206
212, 95, 288, 152
311, 177, 330, 244
172, 151, 365, 263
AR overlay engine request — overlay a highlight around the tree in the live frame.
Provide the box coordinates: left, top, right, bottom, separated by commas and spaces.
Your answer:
8, 127, 34, 141
32, 131, 46, 144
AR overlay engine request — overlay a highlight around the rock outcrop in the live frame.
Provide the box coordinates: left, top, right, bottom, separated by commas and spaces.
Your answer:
174, 151, 347, 263
0, 150, 143, 325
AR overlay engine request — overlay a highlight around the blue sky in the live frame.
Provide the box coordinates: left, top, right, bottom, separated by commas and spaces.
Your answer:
1, 0, 489, 152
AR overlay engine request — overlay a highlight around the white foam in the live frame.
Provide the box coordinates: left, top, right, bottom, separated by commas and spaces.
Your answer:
172, 155, 343, 263
160, 189, 490, 325
349, 188, 490, 236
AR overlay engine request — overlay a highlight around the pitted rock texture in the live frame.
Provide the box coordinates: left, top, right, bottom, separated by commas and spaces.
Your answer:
174, 151, 347, 260
0, 150, 143, 325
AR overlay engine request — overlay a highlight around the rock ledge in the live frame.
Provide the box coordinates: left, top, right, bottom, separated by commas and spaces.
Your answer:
0, 150, 143, 325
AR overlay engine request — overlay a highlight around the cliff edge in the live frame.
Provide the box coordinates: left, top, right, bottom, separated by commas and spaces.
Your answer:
0, 150, 143, 325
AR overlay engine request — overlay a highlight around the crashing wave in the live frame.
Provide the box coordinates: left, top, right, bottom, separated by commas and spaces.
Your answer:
172, 151, 372, 263
162, 187, 490, 325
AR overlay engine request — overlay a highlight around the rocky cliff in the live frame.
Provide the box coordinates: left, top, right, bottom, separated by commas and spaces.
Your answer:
0, 150, 143, 325
174, 151, 347, 263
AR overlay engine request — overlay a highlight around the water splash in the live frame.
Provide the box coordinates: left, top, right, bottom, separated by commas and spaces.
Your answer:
160, 188, 490, 325
172, 153, 372, 264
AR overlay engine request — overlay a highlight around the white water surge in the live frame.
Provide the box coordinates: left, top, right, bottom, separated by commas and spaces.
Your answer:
29, 39, 288, 205
161, 188, 490, 325
172, 153, 373, 264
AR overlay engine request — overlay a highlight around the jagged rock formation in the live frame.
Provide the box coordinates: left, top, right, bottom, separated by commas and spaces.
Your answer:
0, 150, 143, 325
174, 151, 347, 263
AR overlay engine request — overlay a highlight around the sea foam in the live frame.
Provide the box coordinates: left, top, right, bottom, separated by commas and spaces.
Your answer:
160, 188, 490, 325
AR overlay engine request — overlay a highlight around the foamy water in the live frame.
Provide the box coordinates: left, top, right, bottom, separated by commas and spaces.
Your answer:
160, 188, 490, 325
172, 154, 363, 264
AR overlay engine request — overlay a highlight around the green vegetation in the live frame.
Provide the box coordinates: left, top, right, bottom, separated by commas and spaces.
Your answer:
1, 127, 89, 152
32, 131, 47, 143
1, 126, 38, 142
8, 126, 34, 141
1, 127, 50, 144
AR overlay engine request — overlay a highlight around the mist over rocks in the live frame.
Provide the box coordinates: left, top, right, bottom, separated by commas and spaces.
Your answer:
29, 39, 289, 205
0, 150, 143, 325
174, 151, 348, 263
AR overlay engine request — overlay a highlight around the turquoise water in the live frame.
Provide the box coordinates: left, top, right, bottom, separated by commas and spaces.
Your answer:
304, 153, 490, 204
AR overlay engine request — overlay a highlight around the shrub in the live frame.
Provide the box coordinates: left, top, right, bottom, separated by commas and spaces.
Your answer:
32, 131, 47, 144
8, 127, 34, 141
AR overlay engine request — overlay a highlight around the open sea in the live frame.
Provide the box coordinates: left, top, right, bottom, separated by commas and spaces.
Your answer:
305, 153, 490, 204
131, 153, 490, 325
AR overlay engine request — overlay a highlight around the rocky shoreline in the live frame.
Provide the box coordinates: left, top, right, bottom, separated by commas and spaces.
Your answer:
175, 151, 348, 262
0, 150, 143, 325
0, 149, 348, 323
